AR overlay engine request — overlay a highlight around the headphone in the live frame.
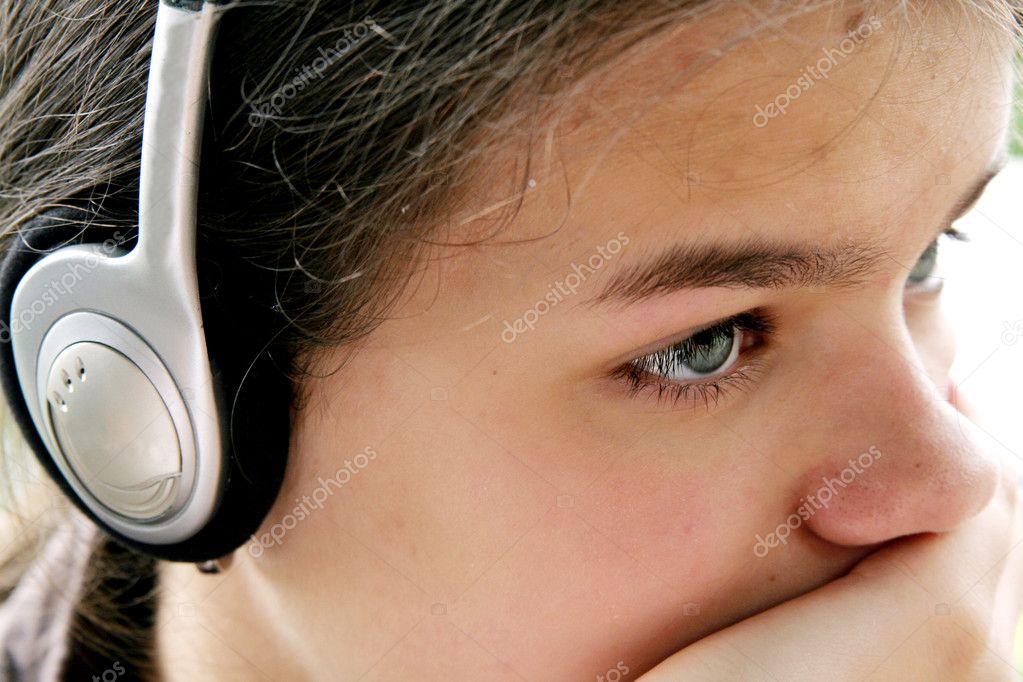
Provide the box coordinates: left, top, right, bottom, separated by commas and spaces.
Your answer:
0, 0, 291, 563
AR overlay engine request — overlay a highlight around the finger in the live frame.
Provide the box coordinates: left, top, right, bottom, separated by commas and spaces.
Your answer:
641, 466, 1023, 681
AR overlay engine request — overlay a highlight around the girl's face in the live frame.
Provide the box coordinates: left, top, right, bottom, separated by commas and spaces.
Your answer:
164, 2, 1016, 679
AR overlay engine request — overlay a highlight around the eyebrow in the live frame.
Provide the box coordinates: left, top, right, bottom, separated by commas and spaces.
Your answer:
587, 160, 1004, 308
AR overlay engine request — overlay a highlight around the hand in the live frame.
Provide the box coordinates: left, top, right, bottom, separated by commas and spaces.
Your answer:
639, 451, 1023, 681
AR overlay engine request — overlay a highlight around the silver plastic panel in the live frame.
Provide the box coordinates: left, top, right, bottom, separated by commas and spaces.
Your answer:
8, 1, 226, 545
44, 332, 187, 521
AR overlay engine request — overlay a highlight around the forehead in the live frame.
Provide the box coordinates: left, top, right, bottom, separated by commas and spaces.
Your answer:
472, 1, 1013, 256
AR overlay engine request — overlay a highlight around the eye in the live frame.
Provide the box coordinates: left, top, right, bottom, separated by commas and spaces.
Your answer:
639, 320, 743, 381
906, 239, 938, 286
612, 310, 775, 407
904, 227, 967, 293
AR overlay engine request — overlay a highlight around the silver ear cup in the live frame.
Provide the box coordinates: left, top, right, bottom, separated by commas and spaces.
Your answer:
6, 1, 233, 553
44, 341, 183, 520
24, 307, 205, 541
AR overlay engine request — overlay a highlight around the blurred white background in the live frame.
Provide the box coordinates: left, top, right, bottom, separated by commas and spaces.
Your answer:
946, 158, 1023, 462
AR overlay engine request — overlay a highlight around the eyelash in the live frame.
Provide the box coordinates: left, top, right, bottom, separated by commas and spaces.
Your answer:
613, 227, 971, 409
611, 310, 777, 409
904, 226, 968, 293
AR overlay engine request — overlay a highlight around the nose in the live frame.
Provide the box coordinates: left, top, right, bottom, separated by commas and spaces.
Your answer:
796, 330, 1001, 548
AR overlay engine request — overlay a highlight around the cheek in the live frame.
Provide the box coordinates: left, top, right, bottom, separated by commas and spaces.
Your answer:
298, 402, 557, 601
575, 450, 763, 594
447, 447, 776, 678
267, 352, 781, 676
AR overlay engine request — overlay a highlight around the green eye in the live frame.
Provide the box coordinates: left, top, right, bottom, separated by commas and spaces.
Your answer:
676, 325, 739, 376
907, 239, 938, 287
628, 319, 743, 383
628, 314, 765, 383
614, 310, 776, 408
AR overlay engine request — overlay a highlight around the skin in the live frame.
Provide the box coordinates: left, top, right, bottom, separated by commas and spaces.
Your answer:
642, 455, 1023, 679
157, 1, 1018, 680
